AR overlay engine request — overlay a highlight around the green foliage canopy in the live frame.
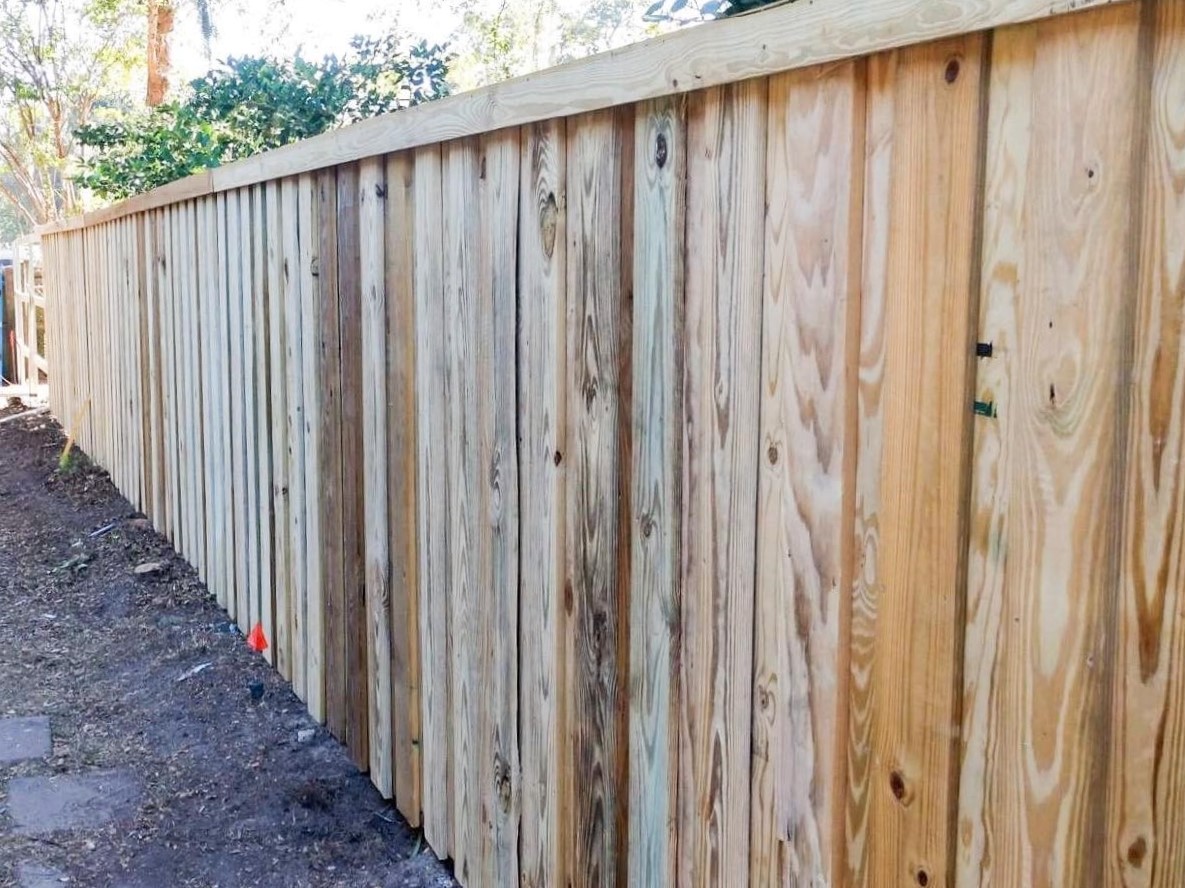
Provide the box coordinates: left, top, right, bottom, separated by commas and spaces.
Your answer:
0, 0, 142, 224
641, 0, 785, 22
75, 33, 451, 201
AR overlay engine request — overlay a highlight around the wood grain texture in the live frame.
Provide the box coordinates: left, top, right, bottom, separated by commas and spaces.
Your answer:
129, 218, 148, 513
518, 117, 567, 888
476, 129, 521, 887
186, 203, 203, 575
627, 94, 685, 888
317, 168, 347, 743
299, 172, 326, 722
215, 194, 235, 615
252, 185, 274, 665
361, 155, 393, 798
199, 197, 223, 605
337, 163, 370, 771
749, 61, 863, 888
171, 206, 189, 559
679, 79, 766, 887
135, 217, 148, 511
242, 188, 261, 632
1108, 4, 1185, 885
844, 33, 986, 888
412, 143, 452, 856
266, 180, 289, 674
281, 176, 308, 699
442, 136, 480, 884
957, 5, 1144, 886
187, 202, 206, 581
218, 202, 232, 613
36, 8, 1185, 886
563, 107, 633, 888
954, 24, 1035, 887
384, 151, 422, 825
227, 193, 249, 628
189, 207, 206, 584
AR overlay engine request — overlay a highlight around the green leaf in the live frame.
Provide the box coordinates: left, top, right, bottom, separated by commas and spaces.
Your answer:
643, 0, 666, 20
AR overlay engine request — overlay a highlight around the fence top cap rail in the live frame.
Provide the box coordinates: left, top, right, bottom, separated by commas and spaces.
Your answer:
36, 0, 1121, 236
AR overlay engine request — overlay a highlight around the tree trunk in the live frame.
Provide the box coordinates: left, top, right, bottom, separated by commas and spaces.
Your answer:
146, 0, 176, 107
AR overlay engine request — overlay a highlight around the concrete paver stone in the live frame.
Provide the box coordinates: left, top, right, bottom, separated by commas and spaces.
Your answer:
0, 716, 51, 765
7, 770, 141, 836
15, 861, 69, 887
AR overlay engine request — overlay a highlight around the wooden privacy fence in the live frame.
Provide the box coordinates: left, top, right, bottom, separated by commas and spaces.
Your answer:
37, 0, 1185, 883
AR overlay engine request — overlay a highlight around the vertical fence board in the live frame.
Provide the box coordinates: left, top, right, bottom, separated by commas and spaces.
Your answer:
128, 219, 140, 505
112, 223, 125, 498
130, 218, 147, 512
197, 198, 219, 595
164, 209, 181, 546
958, 6, 1144, 886
189, 202, 208, 580
518, 117, 567, 888
385, 151, 423, 825
954, 24, 1034, 887
228, 190, 249, 627
177, 205, 194, 568
749, 62, 864, 887
207, 196, 227, 609
1108, 5, 1185, 885
679, 79, 766, 887
361, 155, 393, 797
476, 128, 521, 887
266, 180, 289, 675
152, 214, 168, 541
847, 33, 986, 888
216, 193, 236, 616
563, 107, 633, 888
337, 163, 370, 770
282, 176, 308, 698
443, 136, 480, 885
316, 168, 347, 742
300, 171, 326, 723
627, 94, 685, 888
253, 184, 275, 665
245, 186, 263, 637
413, 143, 451, 854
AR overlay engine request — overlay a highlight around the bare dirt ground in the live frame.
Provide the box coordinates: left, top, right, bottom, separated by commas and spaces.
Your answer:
0, 410, 456, 888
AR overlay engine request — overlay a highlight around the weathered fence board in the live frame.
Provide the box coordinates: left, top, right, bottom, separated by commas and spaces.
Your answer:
749, 58, 863, 888
627, 94, 684, 888
412, 142, 452, 856
1108, 3, 1185, 884
679, 77, 766, 887
563, 106, 633, 888
518, 117, 566, 888
37, 1, 1185, 885
384, 151, 423, 827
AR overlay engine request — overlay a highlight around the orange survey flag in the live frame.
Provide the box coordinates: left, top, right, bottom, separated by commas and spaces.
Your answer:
247, 623, 269, 654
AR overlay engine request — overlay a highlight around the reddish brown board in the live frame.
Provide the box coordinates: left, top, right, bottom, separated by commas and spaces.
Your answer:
337, 162, 369, 770
317, 167, 348, 745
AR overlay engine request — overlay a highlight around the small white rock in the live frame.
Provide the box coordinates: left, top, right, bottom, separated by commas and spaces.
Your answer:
297, 728, 316, 743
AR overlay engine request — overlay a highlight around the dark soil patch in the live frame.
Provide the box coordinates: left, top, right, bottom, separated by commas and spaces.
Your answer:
0, 414, 456, 888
